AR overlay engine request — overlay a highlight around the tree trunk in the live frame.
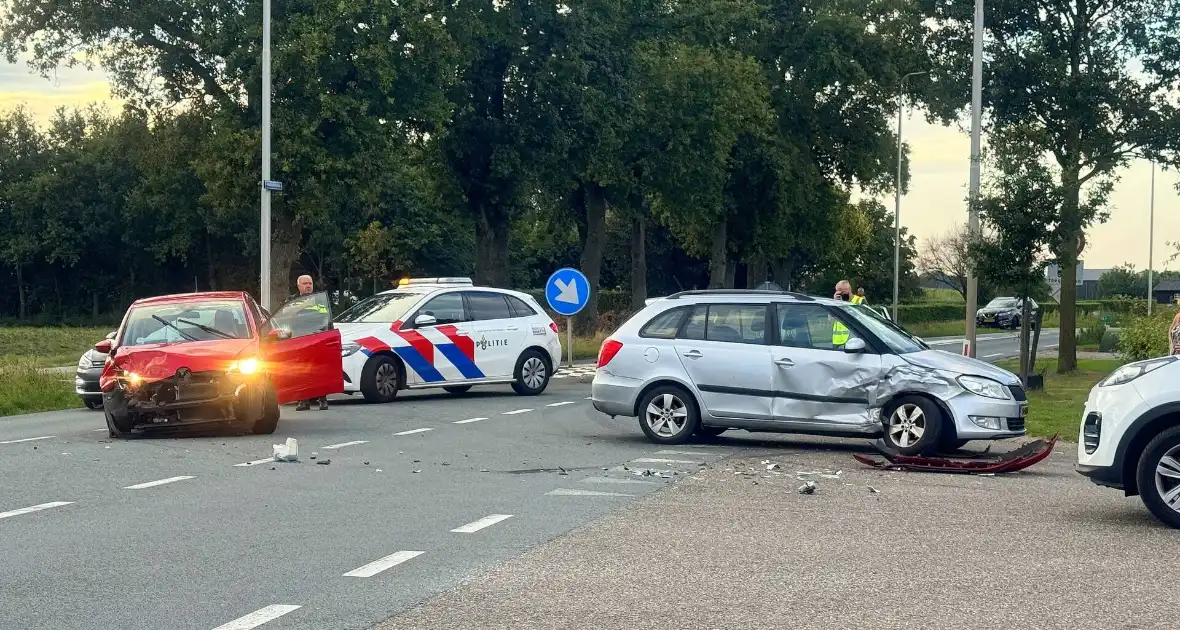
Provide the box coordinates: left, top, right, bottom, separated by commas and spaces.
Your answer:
206, 235, 217, 291
708, 219, 728, 288
577, 182, 608, 330
724, 260, 736, 289
16, 264, 26, 320
1056, 164, 1082, 374
270, 224, 302, 308
630, 215, 647, 311
746, 256, 767, 289
771, 258, 792, 291
473, 204, 510, 288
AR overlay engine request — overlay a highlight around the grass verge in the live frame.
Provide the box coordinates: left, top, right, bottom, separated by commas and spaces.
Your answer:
995, 358, 1123, 440
0, 361, 81, 417
0, 326, 111, 367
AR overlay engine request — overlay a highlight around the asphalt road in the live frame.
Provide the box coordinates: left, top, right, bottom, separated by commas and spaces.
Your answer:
0, 332, 1069, 630
922, 327, 1060, 361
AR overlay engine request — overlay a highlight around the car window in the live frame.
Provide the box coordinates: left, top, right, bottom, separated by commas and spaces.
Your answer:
506, 295, 537, 317
270, 292, 332, 339
842, 304, 926, 354
640, 307, 689, 339
466, 291, 513, 321
121, 299, 251, 346
681, 306, 707, 340
776, 304, 861, 351
335, 291, 425, 324
418, 292, 467, 325
678, 304, 766, 344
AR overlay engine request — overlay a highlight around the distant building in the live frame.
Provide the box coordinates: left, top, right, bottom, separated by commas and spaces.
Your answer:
1152, 280, 1180, 305
1045, 262, 1109, 301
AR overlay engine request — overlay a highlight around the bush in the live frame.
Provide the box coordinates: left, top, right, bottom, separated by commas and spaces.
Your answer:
1078, 323, 1106, 346
896, 303, 965, 323
1118, 312, 1176, 362
1099, 328, 1121, 353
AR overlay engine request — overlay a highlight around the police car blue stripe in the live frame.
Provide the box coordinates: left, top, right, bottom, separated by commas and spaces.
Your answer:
436, 343, 485, 380
393, 347, 445, 382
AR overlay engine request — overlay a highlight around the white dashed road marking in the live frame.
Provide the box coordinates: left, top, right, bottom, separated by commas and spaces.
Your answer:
580, 477, 658, 485
656, 450, 710, 456
394, 428, 433, 436
211, 604, 301, 630
234, 458, 275, 468
632, 458, 700, 464
124, 476, 194, 490
546, 488, 634, 497
451, 514, 513, 533
502, 409, 533, 415
343, 550, 424, 578
0, 501, 73, 520
92, 428, 108, 433
0, 435, 56, 444
322, 440, 369, 450
546, 401, 576, 407
985, 353, 1004, 358
454, 417, 488, 424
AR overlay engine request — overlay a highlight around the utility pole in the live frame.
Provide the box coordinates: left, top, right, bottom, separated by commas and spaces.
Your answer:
894, 71, 927, 322
1148, 161, 1155, 316
260, 0, 273, 311
964, 0, 984, 358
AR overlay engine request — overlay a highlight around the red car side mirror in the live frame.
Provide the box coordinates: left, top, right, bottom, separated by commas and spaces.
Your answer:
95, 339, 113, 354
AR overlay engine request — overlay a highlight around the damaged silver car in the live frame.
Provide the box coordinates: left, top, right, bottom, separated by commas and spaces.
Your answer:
591, 289, 1028, 455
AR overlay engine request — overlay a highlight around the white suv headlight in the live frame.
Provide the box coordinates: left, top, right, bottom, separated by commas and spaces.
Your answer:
957, 375, 1011, 400
1100, 356, 1176, 387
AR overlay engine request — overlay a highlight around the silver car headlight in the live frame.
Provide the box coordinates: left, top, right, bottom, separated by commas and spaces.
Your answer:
341, 341, 361, 357
957, 375, 1011, 400
77, 354, 90, 370
1100, 356, 1176, 387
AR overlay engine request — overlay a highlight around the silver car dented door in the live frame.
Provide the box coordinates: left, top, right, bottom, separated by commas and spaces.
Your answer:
769, 303, 886, 428
672, 303, 773, 420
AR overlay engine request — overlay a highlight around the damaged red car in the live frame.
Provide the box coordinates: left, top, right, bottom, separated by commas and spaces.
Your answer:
96, 291, 343, 438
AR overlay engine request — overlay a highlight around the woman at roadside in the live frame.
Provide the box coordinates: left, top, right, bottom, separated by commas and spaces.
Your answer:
1170, 309, 1180, 355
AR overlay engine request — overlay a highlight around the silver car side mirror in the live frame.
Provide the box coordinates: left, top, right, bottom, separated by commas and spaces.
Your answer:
844, 338, 867, 353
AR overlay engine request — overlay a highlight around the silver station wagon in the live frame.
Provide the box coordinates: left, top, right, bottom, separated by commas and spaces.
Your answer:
591, 290, 1028, 455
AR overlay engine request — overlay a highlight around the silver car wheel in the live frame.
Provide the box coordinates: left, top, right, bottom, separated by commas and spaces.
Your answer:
523, 357, 546, 389
375, 362, 397, 397
646, 393, 688, 438
888, 403, 925, 447
1154, 446, 1180, 513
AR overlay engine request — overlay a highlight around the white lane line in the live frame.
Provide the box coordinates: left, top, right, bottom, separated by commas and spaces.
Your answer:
124, 476, 194, 490
322, 440, 369, 450
0, 435, 56, 444
985, 353, 1004, 358
546, 488, 634, 497
632, 458, 701, 464
580, 477, 658, 486
234, 458, 275, 468
451, 514, 513, 533
394, 428, 433, 436
343, 550, 424, 578
0, 501, 73, 520
546, 401, 576, 407
453, 417, 488, 424
656, 450, 711, 456
584, 396, 592, 400
211, 604, 302, 630
502, 409, 533, 415
92, 428, 108, 433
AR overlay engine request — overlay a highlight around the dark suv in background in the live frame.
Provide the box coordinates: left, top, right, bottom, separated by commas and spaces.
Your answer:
976, 297, 1038, 330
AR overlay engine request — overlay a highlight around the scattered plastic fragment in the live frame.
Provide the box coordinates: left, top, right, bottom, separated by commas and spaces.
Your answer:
766, 463, 780, 471
868, 486, 880, 494
316, 459, 331, 466
480, 468, 490, 473
272, 438, 298, 462
310, 452, 318, 460
797, 481, 817, 494
412, 469, 421, 473
364, 461, 370, 466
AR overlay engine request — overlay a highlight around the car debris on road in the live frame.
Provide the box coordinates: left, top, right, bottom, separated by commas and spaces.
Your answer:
853, 434, 1058, 474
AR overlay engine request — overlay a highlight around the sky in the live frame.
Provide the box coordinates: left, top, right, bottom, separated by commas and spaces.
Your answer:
2, 58, 1177, 273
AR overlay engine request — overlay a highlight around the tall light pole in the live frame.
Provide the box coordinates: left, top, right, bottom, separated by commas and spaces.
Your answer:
894, 71, 927, 322
1148, 161, 1156, 315
964, 0, 984, 357
259, 0, 273, 311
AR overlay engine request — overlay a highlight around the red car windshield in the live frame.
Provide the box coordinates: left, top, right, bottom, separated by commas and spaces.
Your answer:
121, 300, 252, 346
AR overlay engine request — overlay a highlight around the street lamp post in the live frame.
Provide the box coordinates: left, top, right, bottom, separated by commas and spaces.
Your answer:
259, 0, 273, 311
964, 0, 984, 358
894, 71, 927, 322
1148, 161, 1156, 316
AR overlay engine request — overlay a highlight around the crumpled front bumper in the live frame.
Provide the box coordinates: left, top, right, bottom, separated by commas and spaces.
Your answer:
104, 372, 263, 429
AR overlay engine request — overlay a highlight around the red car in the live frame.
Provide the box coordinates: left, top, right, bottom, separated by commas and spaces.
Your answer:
95, 290, 344, 438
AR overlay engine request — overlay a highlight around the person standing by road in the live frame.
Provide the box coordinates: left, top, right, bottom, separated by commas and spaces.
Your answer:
832, 280, 853, 346
851, 287, 867, 304
291, 274, 329, 412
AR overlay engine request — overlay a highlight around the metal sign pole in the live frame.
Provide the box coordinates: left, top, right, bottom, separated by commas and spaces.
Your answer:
567, 316, 574, 368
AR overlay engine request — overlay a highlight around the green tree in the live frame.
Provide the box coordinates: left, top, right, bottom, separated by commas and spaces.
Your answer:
1098, 265, 1147, 299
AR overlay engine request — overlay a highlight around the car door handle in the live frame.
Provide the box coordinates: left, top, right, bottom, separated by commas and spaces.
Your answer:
775, 358, 795, 368
682, 350, 703, 359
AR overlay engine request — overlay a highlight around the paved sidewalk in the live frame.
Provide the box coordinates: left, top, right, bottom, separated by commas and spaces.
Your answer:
373, 437, 1173, 630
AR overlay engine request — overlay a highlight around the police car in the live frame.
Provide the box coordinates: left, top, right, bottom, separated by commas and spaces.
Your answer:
335, 278, 563, 402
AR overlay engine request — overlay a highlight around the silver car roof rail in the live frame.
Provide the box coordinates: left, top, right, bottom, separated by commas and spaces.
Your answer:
665, 289, 815, 301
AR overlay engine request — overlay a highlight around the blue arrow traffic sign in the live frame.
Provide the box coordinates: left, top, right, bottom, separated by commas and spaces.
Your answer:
545, 268, 591, 317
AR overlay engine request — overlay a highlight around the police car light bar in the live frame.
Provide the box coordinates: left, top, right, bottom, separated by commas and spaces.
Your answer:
398, 277, 474, 287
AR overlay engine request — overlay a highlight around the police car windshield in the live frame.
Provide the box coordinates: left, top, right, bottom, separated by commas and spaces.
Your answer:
335, 292, 424, 324
840, 304, 928, 354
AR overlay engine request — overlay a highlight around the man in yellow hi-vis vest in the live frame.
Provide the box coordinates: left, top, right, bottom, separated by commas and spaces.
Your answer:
832, 280, 853, 346
851, 287, 867, 304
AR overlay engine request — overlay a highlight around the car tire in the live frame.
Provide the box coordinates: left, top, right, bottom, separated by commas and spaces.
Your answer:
1134, 425, 1180, 529
443, 385, 473, 395
360, 355, 401, 403
83, 397, 103, 410
511, 350, 550, 396
251, 386, 280, 435
104, 407, 134, 439
637, 386, 700, 445
882, 395, 944, 456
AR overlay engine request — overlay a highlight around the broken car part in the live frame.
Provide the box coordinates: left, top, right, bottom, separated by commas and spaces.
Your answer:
853, 434, 1058, 474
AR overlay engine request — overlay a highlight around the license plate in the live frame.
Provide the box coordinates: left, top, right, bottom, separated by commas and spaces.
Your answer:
984, 317, 994, 322
1020, 405, 1029, 417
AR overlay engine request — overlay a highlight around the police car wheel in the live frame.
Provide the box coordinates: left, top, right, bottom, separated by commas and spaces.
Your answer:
511, 350, 550, 396
361, 355, 401, 403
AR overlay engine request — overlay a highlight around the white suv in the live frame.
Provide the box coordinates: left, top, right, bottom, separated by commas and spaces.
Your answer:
334, 278, 562, 402
1075, 355, 1180, 528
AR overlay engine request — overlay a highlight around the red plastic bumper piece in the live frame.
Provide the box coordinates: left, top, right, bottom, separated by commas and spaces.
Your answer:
853, 434, 1059, 475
